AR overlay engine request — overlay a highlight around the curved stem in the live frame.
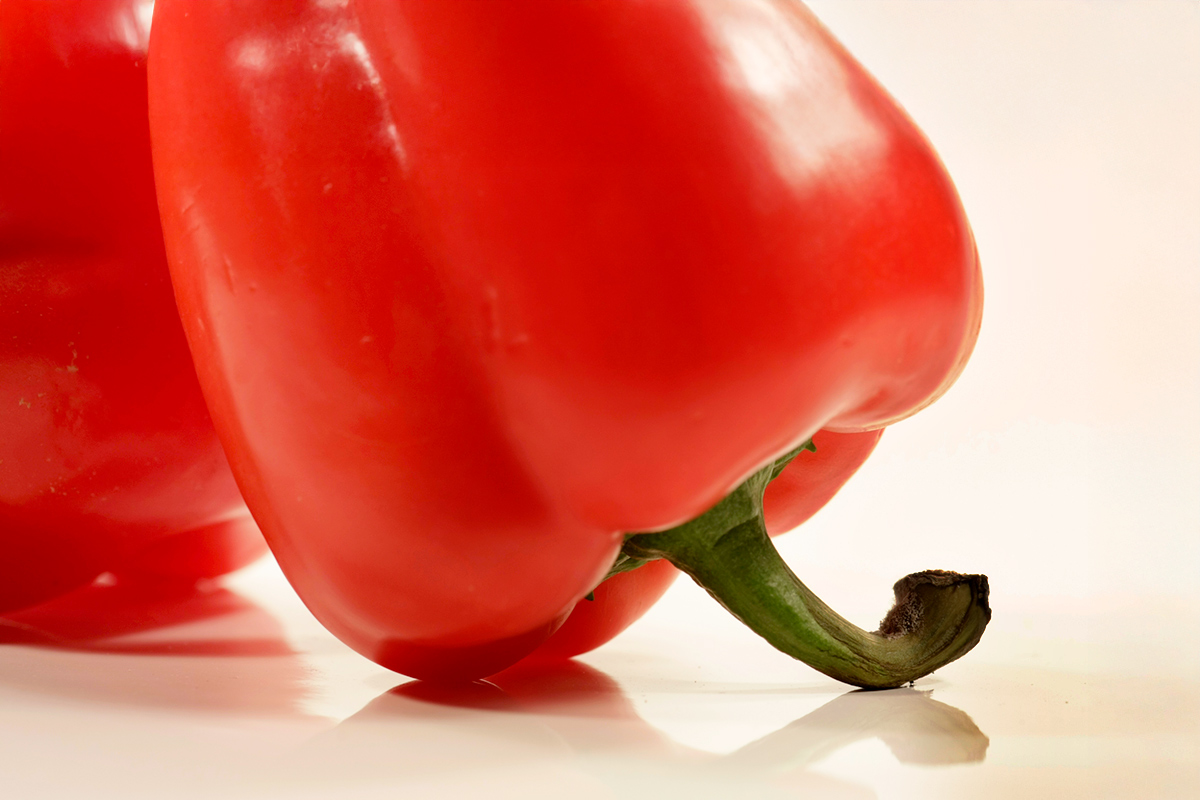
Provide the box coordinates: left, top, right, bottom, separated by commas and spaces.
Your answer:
621, 449, 990, 689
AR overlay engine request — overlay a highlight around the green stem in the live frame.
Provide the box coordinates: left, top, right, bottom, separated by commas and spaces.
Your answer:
621, 447, 990, 689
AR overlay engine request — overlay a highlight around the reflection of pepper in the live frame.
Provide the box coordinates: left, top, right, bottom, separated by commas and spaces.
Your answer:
149, 0, 987, 686
0, 0, 264, 614
535, 429, 882, 660
337, 662, 989, 783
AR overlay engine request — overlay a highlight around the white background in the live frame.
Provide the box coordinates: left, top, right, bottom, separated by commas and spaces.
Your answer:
2, 2, 1197, 798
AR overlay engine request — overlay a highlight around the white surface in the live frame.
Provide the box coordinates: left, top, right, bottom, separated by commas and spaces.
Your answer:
1, 559, 1196, 799
2, 2, 1198, 797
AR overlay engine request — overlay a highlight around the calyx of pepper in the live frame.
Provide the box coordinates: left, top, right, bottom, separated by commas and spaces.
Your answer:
614, 441, 990, 689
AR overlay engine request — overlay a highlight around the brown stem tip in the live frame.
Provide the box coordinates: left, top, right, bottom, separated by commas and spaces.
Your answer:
878, 570, 991, 640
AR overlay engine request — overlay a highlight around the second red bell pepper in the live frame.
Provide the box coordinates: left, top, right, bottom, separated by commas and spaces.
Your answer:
148, 0, 988, 687
0, 0, 265, 614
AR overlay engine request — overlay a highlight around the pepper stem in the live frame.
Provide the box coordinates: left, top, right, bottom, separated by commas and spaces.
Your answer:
621, 447, 990, 689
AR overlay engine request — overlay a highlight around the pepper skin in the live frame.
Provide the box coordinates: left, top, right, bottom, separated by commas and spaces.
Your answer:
0, 0, 265, 614
533, 428, 882, 660
149, 0, 985, 684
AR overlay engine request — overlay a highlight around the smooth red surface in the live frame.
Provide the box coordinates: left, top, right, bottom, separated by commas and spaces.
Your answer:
764, 429, 884, 536
533, 558, 681, 661
149, 0, 981, 679
0, 0, 265, 614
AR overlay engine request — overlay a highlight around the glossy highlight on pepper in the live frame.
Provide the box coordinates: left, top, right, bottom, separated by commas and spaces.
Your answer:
148, 0, 986, 684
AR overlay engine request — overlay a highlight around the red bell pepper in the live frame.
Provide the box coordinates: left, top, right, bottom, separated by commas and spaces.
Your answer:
0, 0, 265, 614
148, 0, 988, 687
